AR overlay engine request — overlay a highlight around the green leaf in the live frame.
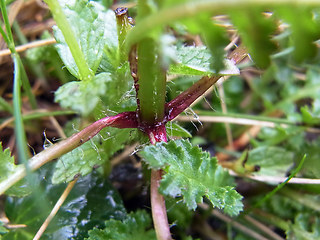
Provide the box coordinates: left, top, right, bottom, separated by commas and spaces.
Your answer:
55, 72, 111, 115
3, 166, 126, 240
286, 213, 320, 240
297, 138, 320, 178
166, 122, 192, 138
230, 9, 277, 68
246, 146, 294, 177
52, 137, 107, 184
54, 0, 118, 78
100, 128, 138, 160
0, 142, 31, 197
87, 210, 156, 240
169, 46, 239, 76
139, 139, 243, 216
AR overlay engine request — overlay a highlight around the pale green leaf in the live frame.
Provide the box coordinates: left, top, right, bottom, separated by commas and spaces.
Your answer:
55, 72, 111, 115
139, 139, 243, 216
0, 143, 31, 197
87, 210, 156, 240
54, 0, 118, 78
166, 122, 192, 138
246, 146, 294, 177
169, 46, 239, 76
52, 138, 107, 184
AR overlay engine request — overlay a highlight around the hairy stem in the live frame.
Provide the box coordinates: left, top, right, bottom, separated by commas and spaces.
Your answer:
0, 112, 138, 195
165, 45, 247, 121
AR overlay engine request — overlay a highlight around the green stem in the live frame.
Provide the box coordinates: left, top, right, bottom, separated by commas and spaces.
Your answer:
125, 0, 320, 52
244, 155, 306, 214
0, 1, 38, 109
115, 7, 132, 64
137, 38, 166, 124
13, 53, 29, 163
18, 57, 38, 109
44, 0, 93, 81
0, 25, 10, 47
13, 21, 48, 89
0, 0, 15, 52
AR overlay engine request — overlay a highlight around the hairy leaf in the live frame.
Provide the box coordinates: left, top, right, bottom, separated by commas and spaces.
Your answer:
169, 46, 239, 76
54, 0, 118, 78
87, 210, 156, 240
52, 138, 107, 184
0, 143, 31, 197
140, 139, 243, 216
55, 73, 111, 115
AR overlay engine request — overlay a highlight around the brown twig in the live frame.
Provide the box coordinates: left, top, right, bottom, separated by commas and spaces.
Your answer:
0, 38, 56, 57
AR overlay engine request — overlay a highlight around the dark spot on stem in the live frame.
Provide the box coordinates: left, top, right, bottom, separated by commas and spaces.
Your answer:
115, 7, 128, 16
73, 173, 81, 180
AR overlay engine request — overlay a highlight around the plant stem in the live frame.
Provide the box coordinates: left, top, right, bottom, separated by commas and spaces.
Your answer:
137, 38, 166, 125
165, 45, 247, 121
150, 170, 172, 240
148, 125, 172, 240
13, 53, 29, 163
0, 0, 15, 52
44, 0, 93, 81
0, 111, 138, 195
1, 0, 38, 109
115, 7, 132, 64
165, 75, 220, 121
244, 154, 306, 214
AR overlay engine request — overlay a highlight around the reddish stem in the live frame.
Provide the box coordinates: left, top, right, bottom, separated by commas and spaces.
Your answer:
165, 75, 219, 122
148, 124, 172, 240
164, 45, 247, 122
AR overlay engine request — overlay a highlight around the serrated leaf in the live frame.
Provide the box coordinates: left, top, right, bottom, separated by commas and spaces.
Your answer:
55, 72, 111, 115
87, 210, 156, 240
52, 138, 106, 184
169, 46, 239, 76
140, 139, 243, 216
54, 1, 118, 78
0, 143, 31, 197
246, 146, 294, 177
